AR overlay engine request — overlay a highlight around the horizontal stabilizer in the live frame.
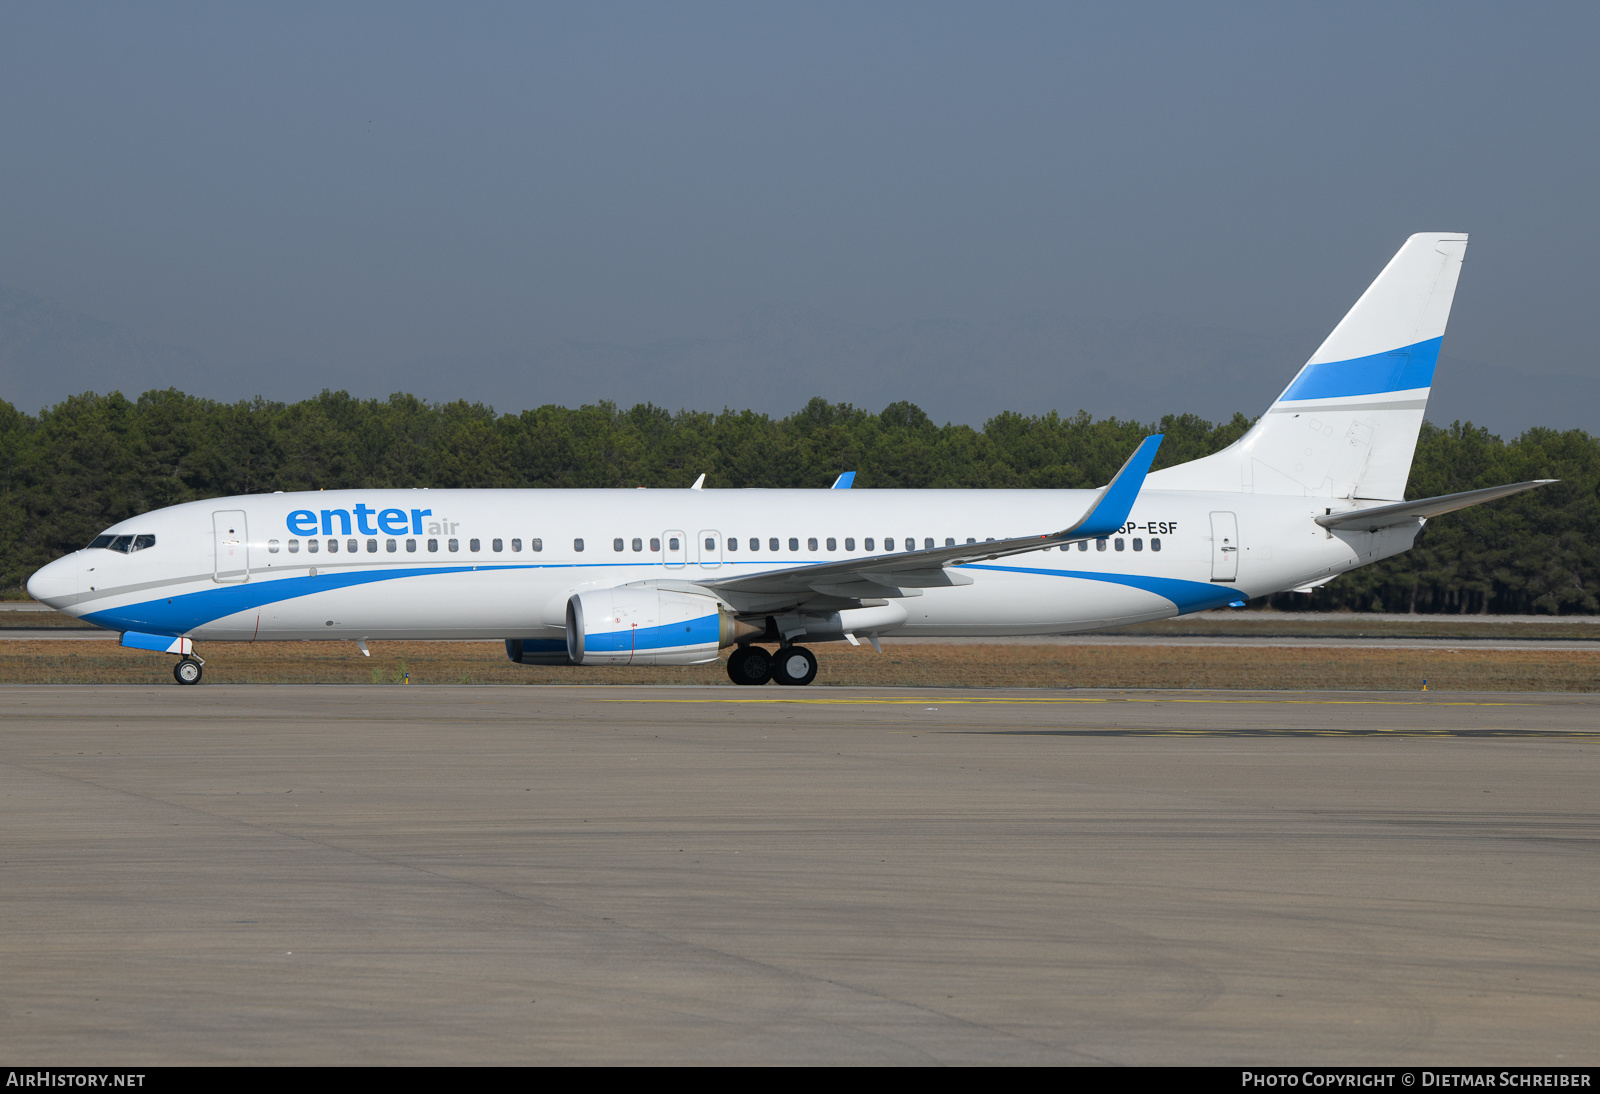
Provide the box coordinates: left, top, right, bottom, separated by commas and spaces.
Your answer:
1315, 480, 1555, 533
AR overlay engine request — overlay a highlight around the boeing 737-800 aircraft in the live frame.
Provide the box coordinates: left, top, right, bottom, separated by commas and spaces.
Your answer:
26, 233, 1551, 685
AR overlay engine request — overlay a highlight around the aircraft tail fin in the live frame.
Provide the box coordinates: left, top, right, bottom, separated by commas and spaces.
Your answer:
1149, 233, 1469, 500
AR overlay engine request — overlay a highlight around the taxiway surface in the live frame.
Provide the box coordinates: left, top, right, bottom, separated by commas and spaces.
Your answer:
0, 685, 1594, 1065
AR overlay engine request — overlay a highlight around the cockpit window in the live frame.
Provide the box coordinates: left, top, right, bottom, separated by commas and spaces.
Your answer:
88, 534, 156, 553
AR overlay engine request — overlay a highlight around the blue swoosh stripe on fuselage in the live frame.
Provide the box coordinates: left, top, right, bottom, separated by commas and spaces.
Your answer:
85, 560, 1238, 637
966, 564, 1239, 614
1278, 336, 1441, 402
584, 614, 722, 655
83, 565, 520, 635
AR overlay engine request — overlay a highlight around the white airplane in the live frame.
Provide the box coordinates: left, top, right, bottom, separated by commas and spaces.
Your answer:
27, 232, 1551, 686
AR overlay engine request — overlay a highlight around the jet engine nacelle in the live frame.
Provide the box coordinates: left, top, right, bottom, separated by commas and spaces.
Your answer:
566, 587, 744, 666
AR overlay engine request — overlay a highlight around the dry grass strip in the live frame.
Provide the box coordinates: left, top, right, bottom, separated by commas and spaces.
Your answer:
0, 639, 1596, 690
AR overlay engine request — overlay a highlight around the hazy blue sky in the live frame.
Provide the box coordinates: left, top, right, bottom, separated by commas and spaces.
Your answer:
1, 2, 1596, 429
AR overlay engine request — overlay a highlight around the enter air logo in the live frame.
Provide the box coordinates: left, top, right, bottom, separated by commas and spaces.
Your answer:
287, 505, 434, 537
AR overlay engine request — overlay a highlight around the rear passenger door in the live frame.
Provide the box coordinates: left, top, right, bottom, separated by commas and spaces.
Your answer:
1210, 511, 1238, 582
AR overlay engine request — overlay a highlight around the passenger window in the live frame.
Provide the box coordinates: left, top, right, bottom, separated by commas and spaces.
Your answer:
427, 539, 438, 552
1115, 538, 1125, 552
769, 538, 779, 551
866, 538, 877, 551
1133, 538, 1143, 552
1096, 538, 1107, 552
406, 539, 417, 553
532, 538, 543, 552
945, 538, 954, 547
328, 539, 339, 553
925, 538, 935, 549
386, 539, 397, 552
307, 539, 320, 554
510, 538, 522, 552
726, 538, 737, 552
346, 539, 357, 553
884, 538, 895, 551
288, 539, 300, 554
807, 538, 818, 551
613, 538, 624, 552
1078, 540, 1088, 552
649, 538, 660, 551
467, 539, 478, 552
1151, 538, 1162, 552
268, 539, 280, 554
574, 538, 584, 552
789, 538, 799, 552
705, 537, 716, 551
844, 538, 855, 551
449, 539, 460, 552
632, 538, 643, 552
826, 538, 836, 551
967, 538, 976, 544
668, 537, 679, 551
367, 539, 378, 553
493, 539, 503, 552
749, 538, 759, 551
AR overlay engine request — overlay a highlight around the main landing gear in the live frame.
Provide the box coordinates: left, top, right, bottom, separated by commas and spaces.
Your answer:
726, 645, 818, 687
173, 657, 203, 685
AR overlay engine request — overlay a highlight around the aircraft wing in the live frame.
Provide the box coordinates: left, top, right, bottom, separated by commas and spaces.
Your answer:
1315, 479, 1556, 533
695, 434, 1163, 601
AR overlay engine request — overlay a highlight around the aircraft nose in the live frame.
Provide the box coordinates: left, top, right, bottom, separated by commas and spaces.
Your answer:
26, 555, 78, 609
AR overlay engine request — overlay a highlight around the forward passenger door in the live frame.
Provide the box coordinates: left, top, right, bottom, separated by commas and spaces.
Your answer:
213, 510, 249, 584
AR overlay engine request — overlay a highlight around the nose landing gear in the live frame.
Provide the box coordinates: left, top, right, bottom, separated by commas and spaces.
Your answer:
173, 657, 204, 685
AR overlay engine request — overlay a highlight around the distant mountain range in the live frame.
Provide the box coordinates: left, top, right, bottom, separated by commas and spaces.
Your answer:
0, 285, 1589, 436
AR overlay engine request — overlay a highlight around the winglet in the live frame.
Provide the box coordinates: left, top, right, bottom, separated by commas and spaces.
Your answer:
690, 473, 706, 491
1060, 434, 1163, 540
831, 472, 856, 489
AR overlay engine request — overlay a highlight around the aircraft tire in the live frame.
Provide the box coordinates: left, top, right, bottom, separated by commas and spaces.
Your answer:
771, 645, 818, 687
174, 658, 202, 685
727, 646, 772, 686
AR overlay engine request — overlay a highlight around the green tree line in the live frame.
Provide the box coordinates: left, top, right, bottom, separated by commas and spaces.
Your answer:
1, 389, 1594, 613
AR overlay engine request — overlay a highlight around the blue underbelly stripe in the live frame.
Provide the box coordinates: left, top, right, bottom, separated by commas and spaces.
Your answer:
964, 564, 1239, 614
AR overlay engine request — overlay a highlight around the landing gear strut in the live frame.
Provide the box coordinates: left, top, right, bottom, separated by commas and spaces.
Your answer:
173, 657, 203, 685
